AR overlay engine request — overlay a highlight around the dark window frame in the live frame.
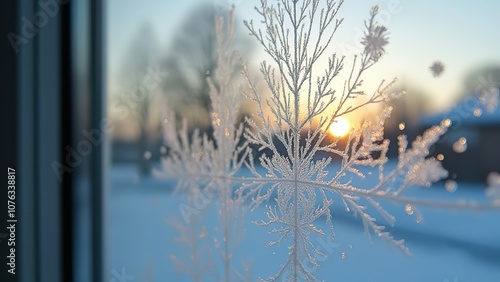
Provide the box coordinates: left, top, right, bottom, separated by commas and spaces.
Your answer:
11, 0, 106, 281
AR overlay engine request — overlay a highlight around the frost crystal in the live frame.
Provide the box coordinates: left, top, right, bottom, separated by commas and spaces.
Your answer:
477, 75, 499, 113
361, 6, 389, 62
429, 61, 445, 77
158, 9, 251, 281
486, 172, 500, 200
242, 1, 447, 281
158, 1, 500, 281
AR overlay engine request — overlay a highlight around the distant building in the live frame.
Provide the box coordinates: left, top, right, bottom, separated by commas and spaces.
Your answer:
419, 94, 500, 182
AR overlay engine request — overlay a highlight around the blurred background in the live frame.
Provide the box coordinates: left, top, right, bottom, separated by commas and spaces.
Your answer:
106, 1, 500, 281
2, 0, 499, 282
107, 0, 500, 179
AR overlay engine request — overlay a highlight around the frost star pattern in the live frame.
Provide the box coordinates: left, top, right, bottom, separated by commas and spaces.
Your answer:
157, 10, 251, 282
158, 1, 500, 281
429, 61, 445, 77
361, 6, 389, 62
241, 1, 447, 281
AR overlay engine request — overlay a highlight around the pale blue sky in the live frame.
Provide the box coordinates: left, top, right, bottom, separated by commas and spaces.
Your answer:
107, 0, 500, 114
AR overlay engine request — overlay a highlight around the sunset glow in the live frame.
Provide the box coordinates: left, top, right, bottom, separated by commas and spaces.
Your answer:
329, 117, 351, 137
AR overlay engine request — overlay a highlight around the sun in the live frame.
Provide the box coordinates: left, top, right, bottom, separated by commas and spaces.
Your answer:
329, 116, 351, 137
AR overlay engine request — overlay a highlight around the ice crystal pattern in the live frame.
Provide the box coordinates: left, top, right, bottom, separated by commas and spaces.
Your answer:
486, 172, 500, 202
158, 10, 251, 282
429, 61, 445, 77
159, 1, 500, 281
477, 74, 499, 113
241, 1, 448, 281
361, 6, 389, 62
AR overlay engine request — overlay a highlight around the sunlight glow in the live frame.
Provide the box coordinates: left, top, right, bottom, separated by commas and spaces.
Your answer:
329, 117, 351, 137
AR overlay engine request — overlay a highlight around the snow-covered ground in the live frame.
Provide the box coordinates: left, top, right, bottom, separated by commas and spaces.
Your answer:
105, 163, 500, 282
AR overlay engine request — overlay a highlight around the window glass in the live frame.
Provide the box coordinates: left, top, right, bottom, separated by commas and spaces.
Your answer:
105, 1, 500, 281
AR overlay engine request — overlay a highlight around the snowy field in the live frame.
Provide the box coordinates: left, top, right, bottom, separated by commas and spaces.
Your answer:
105, 163, 500, 282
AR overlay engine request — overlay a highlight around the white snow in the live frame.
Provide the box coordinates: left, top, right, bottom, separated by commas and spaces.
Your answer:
103, 164, 500, 281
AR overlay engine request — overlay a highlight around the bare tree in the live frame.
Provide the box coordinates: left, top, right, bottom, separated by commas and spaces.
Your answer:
161, 3, 253, 131
116, 23, 161, 175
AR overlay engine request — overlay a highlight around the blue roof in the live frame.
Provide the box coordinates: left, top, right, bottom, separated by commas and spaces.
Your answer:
420, 91, 500, 127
